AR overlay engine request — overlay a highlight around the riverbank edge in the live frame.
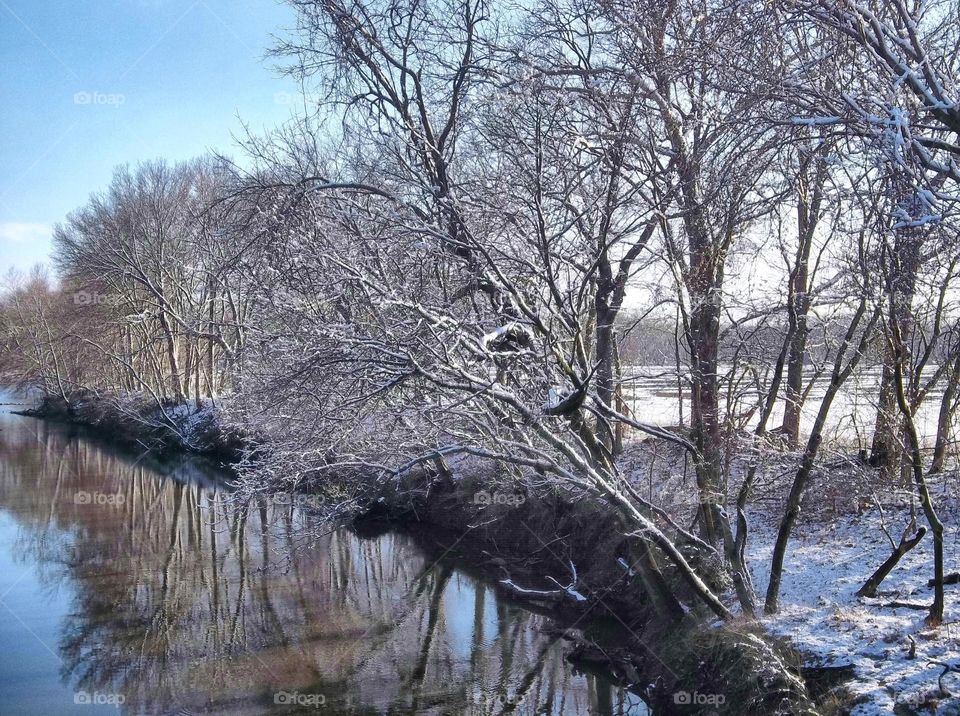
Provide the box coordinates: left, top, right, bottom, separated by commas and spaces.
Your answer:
15, 391, 840, 714
364, 469, 849, 715
14, 392, 245, 465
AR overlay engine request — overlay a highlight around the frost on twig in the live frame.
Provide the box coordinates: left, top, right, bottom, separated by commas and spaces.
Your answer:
500, 561, 586, 603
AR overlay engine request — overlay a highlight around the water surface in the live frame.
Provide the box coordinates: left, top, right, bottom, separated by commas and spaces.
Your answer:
0, 396, 645, 714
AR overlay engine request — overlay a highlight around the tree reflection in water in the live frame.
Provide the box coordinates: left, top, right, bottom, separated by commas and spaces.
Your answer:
0, 413, 646, 714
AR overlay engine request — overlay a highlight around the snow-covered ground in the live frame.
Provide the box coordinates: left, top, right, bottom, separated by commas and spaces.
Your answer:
624, 364, 949, 447
622, 361, 960, 710
746, 489, 960, 714
619, 434, 960, 713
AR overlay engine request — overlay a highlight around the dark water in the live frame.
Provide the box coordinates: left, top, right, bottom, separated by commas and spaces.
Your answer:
0, 395, 646, 715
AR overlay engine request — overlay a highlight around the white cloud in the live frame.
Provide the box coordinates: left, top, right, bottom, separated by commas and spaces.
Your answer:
0, 222, 51, 245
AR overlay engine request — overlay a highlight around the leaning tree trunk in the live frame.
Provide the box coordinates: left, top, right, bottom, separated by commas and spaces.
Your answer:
766, 301, 877, 614
857, 525, 926, 598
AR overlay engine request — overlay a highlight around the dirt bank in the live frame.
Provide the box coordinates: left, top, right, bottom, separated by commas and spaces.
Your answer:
355, 467, 841, 715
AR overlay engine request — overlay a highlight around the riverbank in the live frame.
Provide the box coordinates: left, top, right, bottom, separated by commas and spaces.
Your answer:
289, 435, 960, 714
616, 437, 960, 715
364, 469, 828, 714
0, 403, 650, 715
14, 390, 839, 714
15, 391, 245, 464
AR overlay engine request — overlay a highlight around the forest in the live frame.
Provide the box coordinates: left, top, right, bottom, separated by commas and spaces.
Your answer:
2, 0, 960, 712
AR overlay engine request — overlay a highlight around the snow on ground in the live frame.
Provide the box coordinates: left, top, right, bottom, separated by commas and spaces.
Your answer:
748, 502, 960, 714
620, 434, 960, 713
623, 364, 948, 447
163, 397, 220, 435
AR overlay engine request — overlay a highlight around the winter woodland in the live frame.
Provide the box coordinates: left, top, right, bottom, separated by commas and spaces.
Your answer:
2, 0, 960, 711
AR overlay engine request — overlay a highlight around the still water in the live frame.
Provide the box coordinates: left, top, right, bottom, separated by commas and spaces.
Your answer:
0, 396, 645, 714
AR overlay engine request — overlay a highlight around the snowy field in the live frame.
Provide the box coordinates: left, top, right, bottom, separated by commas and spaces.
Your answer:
624, 365, 950, 448
619, 436, 960, 714
748, 502, 960, 715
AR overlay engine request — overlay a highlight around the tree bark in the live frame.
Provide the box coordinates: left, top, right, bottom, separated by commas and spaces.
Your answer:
857, 526, 926, 598
930, 350, 960, 473
766, 301, 877, 614
781, 149, 824, 446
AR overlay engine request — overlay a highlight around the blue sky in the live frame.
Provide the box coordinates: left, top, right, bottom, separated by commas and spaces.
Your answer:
0, 0, 301, 276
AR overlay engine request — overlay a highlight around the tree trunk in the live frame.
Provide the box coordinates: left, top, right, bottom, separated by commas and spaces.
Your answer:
857, 526, 926, 598
781, 323, 808, 447
781, 151, 822, 446
766, 302, 876, 614
766, 433, 821, 614
889, 304, 945, 625
870, 357, 900, 475
871, 231, 920, 477
930, 350, 960, 473
688, 283, 726, 546
158, 309, 185, 403
594, 292, 618, 456
207, 281, 216, 398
